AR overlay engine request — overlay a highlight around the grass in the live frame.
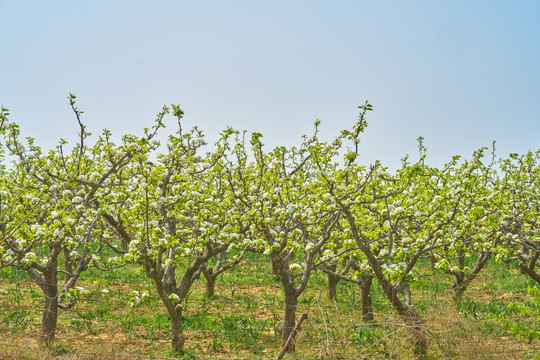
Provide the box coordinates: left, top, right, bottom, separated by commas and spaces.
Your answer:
0, 255, 539, 359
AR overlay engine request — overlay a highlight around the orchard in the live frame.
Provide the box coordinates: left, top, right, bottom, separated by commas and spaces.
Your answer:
0, 97, 538, 359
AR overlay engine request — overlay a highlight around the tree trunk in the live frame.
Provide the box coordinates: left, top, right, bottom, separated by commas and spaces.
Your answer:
452, 272, 467, 298
270, 250, 307, 354
381, 281, 427, 358
271, 256, 280, 277
519, 251, 540, 284
281, 291, 299, 353
206, 279, 216, 298
397, 303, 427, 358
155, 279, 185, 352
170, 305, 185, 352
452, 251, 467, 298
522, 265, 540, 284
361, 259, 427, 356
200, 263, 217, 298
360, 275, 374, 322
41, 272, 59, 345
163, 266, 177, 293
163, 248, 177, 294
326, 263, 338, 301
368, 255, 427, 356
452, 252, 491, 298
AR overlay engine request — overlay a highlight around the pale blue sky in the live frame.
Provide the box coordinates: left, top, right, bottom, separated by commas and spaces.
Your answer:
1, 0, 539, 168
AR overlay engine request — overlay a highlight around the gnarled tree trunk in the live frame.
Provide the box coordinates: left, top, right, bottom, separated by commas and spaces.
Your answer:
170, 305, 185, 351
271, 255, 280, 277
201, 265, 216, 298
452, 251, 491, 298
27, 245, 62, 346
395, 301, 427, 358
326, 263, 338, 301
154, 274, 186, 352
518, 250, 540, 284
360, 274, 374, 322
281, 290, 299, 353
376, 276, 427, 358
41, 278, 59, 345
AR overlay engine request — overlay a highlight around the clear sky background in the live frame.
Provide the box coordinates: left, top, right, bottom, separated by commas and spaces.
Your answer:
1, 0, 539, 168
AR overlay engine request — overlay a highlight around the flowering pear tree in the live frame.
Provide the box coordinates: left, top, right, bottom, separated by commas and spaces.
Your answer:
222, 123, 351, 353
0, 95, 165, 344
335, 160, 435, 356
429, 146, 505, 298
0, 104, 108, 344
318, 104, 485, 357
101, 108, 246, 352
499, 150, 540, 284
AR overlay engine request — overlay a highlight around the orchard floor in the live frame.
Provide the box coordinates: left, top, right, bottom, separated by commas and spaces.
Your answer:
0, 255, 539, 359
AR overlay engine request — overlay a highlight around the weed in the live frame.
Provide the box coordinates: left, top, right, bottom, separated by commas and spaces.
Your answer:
2, 309, 30, 331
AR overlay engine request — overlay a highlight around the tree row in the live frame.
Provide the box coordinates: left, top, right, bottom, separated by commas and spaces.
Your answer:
0, 98, 538, 358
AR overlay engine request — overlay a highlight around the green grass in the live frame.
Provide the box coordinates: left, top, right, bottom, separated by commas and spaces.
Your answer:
0, 255, 538, 359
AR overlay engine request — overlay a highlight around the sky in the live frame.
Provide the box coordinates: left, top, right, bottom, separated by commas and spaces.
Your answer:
1, 0, 539, 168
